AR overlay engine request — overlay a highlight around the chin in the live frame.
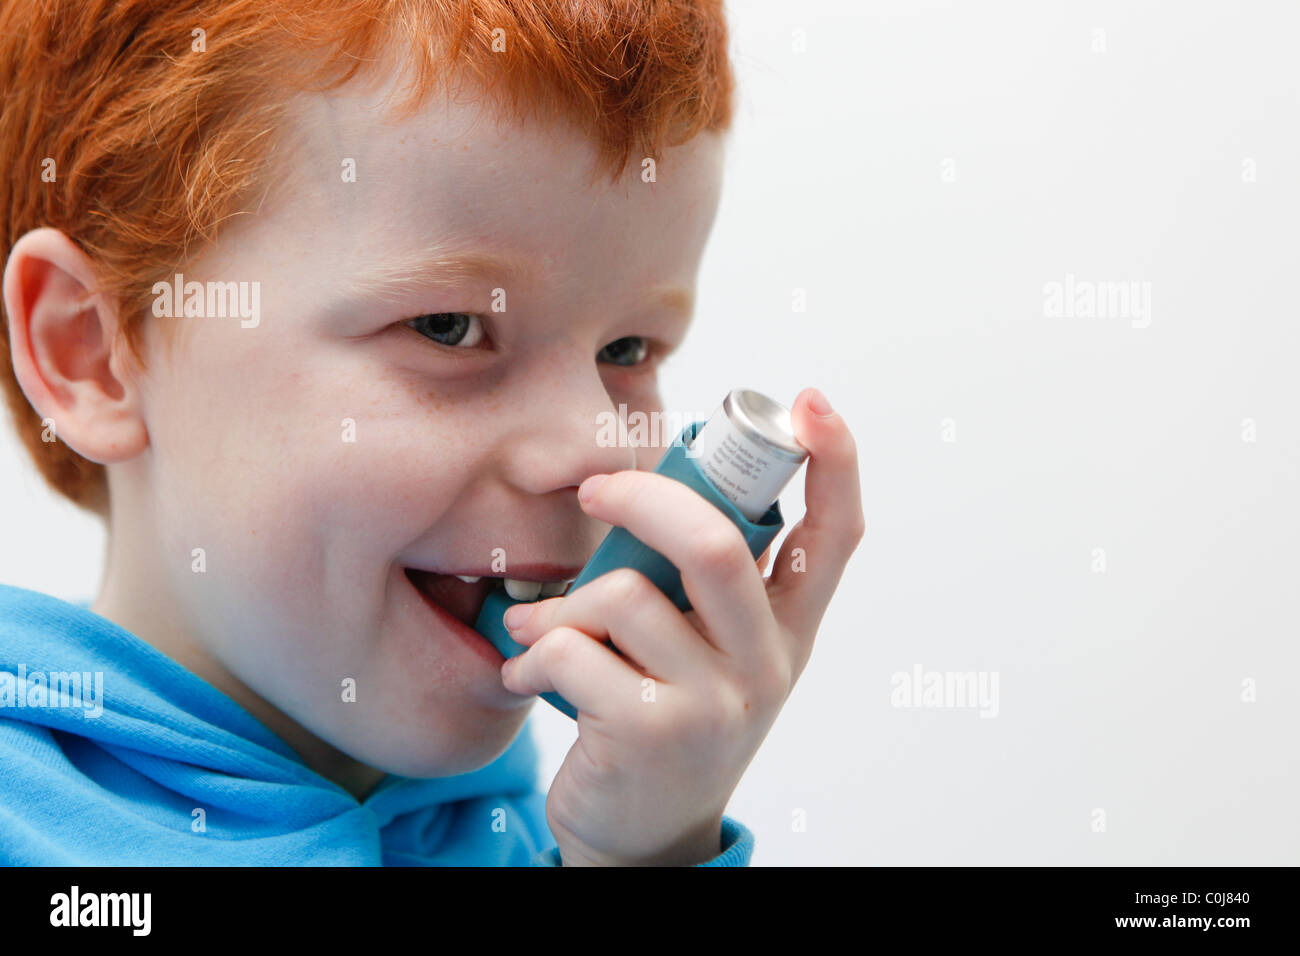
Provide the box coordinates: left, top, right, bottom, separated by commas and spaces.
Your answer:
347, 702, 532, 780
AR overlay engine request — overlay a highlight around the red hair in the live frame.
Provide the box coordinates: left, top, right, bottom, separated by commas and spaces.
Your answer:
0, 0, 735, 514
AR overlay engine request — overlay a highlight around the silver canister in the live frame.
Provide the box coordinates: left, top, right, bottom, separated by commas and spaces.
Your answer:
688, 389, 809, 521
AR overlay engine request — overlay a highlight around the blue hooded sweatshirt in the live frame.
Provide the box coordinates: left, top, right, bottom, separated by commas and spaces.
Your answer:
0, 583, 753, 866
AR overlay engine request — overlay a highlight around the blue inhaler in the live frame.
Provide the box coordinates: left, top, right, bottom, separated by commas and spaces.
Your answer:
474, 389, 810, 720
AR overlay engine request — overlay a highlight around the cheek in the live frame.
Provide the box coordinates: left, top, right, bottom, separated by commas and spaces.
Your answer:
136, 354, 344, 592
142, 335, 486, 575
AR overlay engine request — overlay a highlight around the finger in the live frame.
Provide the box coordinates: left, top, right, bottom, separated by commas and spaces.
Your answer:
577, 469, 776, 663
756, 543, 773, 576
505, 567, 716, 682
501, 625, 646, 719
767, 388, 866, 645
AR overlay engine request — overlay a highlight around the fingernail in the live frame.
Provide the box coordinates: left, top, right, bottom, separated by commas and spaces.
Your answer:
504, 602, 534, 631
808, 389, 834, 417
578, 473, 609, 504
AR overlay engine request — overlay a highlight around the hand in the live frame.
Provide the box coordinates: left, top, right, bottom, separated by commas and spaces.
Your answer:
499, 387, 865, 866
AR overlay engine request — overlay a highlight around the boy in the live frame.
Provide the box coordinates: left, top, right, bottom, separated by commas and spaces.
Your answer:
0, 0, 864, 865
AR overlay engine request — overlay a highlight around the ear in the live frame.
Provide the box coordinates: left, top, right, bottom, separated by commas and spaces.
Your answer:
3, 227, 147, 465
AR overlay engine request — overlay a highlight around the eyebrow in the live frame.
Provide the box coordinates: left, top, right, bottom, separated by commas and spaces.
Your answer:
337, 243, 695, 320
336, 244, 548, 302
642, 285, 695, 323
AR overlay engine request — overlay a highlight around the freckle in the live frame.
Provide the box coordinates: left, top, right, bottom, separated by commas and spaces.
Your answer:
744, 700, 750, 711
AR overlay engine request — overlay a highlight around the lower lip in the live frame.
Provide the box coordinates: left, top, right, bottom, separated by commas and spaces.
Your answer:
405, 571, 507, 671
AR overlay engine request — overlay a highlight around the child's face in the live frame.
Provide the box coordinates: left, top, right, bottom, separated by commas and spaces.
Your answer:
126, 72, 725, 779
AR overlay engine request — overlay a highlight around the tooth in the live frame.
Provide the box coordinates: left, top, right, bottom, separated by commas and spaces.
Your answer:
453, 574, 482, 583
539, 578, 574, 597
503, 578, 543, 601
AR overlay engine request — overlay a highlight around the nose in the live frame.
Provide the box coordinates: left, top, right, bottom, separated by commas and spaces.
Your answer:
497, 365, 640, 498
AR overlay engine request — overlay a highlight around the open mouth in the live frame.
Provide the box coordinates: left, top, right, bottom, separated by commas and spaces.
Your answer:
403, 569, 576, 628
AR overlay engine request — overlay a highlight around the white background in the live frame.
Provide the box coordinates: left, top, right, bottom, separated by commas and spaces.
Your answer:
2, 0, 1296, 864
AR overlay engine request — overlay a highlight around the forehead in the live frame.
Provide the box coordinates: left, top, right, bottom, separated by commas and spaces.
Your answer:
266, 69, 726, 296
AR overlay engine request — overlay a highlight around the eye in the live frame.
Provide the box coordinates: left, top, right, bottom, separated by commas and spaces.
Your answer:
405, 313, 485, 348
598, 335, 649, 367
